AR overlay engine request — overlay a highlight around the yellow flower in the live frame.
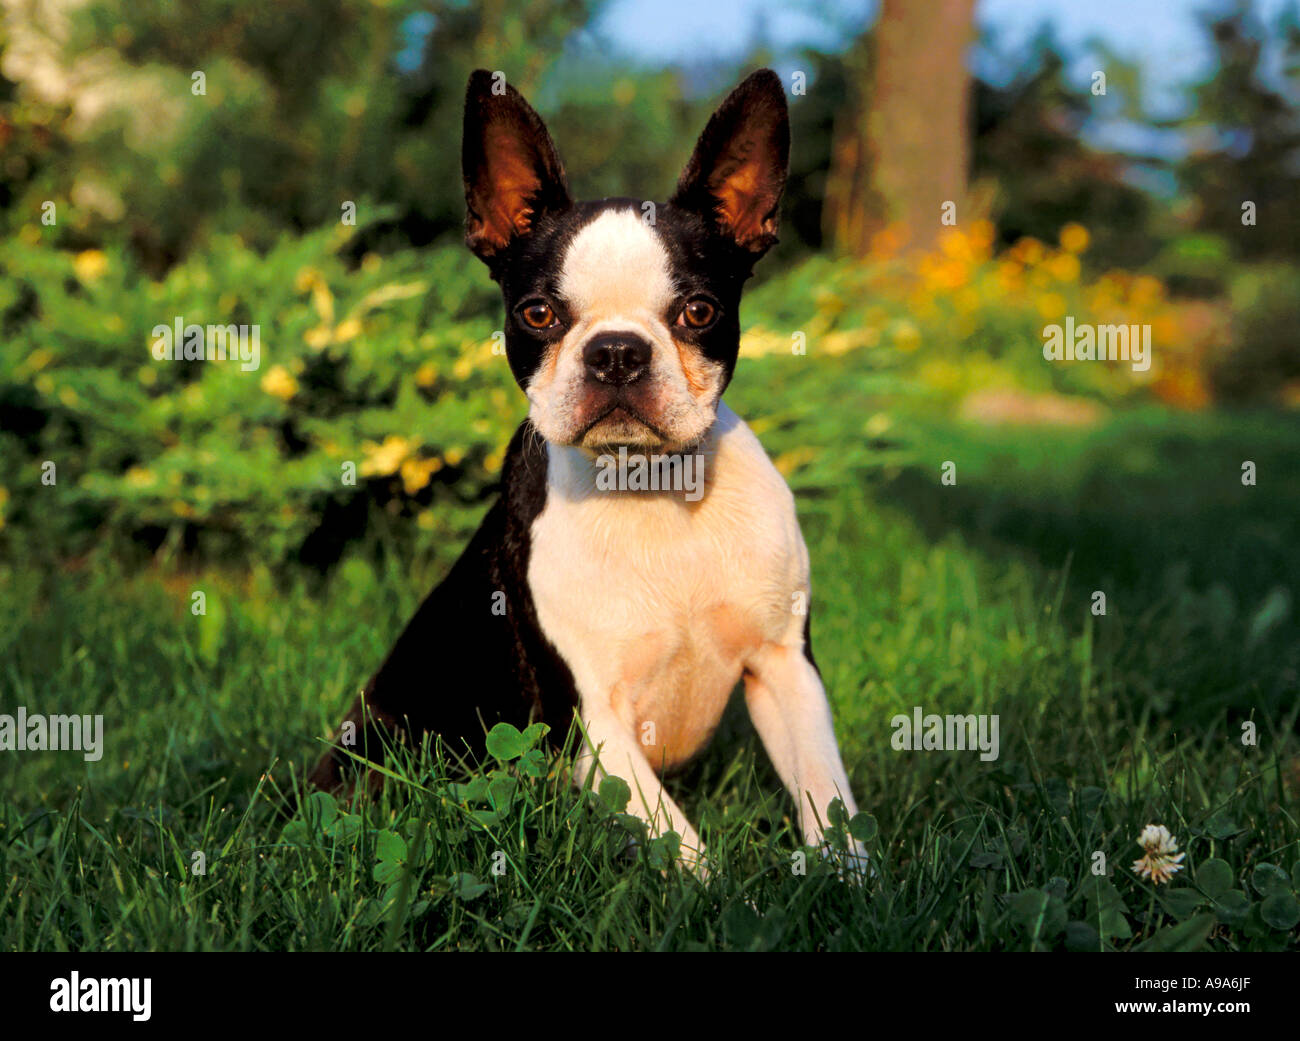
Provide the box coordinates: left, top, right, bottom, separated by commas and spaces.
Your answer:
1036, 292, 1068, 321
821, 329, 876, 355
261, 365, 299, 401
773, 447, 817, 476
73, 249, 108, 282
415, 362, 438, 388
334, 317, 363, 342
919, 254, 968, 291
1131, 275, 1165, 305
359, 435, 415, 478
312, 281, 334, 323
868, 223, 908, 258
1011, 237, 1045, 266
400, 455, 443, 494
1131, 824, 1185, 885
1059, 223, 1090, 254
1047, 252, 1080, 283
968, 219, 996, 256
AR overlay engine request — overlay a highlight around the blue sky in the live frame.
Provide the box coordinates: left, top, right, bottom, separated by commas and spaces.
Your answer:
591, 0, 1296, 117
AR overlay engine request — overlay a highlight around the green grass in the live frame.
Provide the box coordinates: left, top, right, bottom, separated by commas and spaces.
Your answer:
2, 398, 1299, 951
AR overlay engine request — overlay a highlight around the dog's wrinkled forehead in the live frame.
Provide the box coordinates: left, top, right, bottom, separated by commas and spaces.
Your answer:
558, 208, 675, 321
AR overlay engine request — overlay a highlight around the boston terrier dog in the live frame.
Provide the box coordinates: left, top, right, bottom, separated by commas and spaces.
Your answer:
310, 68, 868, 871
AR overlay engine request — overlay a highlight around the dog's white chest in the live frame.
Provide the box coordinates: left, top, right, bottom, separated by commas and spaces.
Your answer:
527, 405, 809, 770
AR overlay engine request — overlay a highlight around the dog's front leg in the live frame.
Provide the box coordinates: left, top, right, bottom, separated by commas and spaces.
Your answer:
743, 642, 870, 871
574, 699, 706, 873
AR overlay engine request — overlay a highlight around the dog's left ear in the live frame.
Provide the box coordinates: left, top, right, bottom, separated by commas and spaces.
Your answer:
670, 69, 789, 255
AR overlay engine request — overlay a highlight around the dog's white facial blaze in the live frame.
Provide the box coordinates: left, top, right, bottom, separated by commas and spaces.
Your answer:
560, 208, 675, 318
525, 208, 724, 450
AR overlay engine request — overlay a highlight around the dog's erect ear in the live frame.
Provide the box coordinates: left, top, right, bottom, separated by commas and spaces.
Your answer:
462, 70, 571, 262
670, 69, 789, 255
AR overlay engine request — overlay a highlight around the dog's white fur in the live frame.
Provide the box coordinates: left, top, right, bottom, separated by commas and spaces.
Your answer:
522, 208, 866, 873
530, 408, 865, 869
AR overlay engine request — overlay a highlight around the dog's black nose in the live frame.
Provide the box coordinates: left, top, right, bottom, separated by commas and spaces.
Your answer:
583, 333, 651, 386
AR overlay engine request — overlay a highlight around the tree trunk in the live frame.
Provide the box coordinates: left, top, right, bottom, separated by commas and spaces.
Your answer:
824, 0, 975, 256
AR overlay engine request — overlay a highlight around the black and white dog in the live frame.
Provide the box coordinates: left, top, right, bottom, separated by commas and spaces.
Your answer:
311, 68, 867, 869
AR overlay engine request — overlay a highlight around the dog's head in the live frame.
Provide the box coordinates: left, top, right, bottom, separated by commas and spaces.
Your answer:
462, 69, 789, 452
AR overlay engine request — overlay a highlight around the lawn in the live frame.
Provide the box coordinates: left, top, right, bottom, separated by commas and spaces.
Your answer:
3, 379, 1298, 951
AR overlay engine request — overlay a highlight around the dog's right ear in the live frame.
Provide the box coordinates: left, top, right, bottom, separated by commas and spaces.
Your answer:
462, 70, 571, 263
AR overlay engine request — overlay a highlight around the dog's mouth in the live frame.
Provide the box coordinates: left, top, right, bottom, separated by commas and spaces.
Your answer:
575, 401, 671, 450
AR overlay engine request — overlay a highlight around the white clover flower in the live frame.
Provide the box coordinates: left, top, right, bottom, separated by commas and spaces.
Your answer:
1131, 824, 1186, 885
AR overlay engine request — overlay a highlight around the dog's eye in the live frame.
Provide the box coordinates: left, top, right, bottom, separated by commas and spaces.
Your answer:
519, 301, 557, 329
677, 298, 716, 329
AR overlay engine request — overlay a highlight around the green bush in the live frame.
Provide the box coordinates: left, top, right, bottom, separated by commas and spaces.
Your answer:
1210, 264, 1300, 403
0, 222, 1216, 568
0, 226, 518, 566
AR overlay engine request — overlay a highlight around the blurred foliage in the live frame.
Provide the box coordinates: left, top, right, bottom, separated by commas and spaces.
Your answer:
1, 0, 1299, 565
1211, 264, 1300, 401
0, 224, 516, 566
742, 220, 1220, 411
0, 215, 1255, 568
0, 0, 602, 269
1176, 1, 1300, 264
3, 0, 1294, 277
970, 38, 1161, 272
